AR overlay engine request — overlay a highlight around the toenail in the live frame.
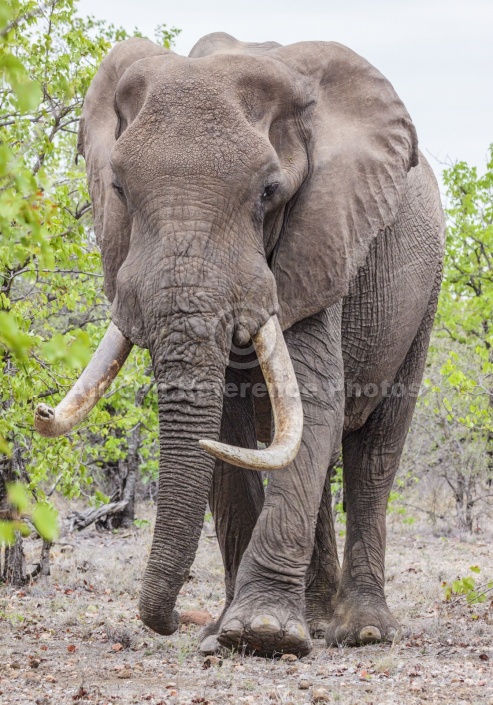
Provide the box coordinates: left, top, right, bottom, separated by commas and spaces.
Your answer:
285, 621, 308, 640
221, 618, 244, 634
199, 635, 220, 654
359, 625, 382, 643
250, 614, 282, 634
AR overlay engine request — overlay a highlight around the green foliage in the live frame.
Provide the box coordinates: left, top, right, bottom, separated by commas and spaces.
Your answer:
154, 23, 181, 49
31, 502, 58, 540
400, 147, 493, 531
436, 145, 493, 434
442, 566, 493, 604
0, 482, 58, 543
0, 1, 170, 538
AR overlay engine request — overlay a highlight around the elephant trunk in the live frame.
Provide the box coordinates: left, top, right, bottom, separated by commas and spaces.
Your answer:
139, 321, 228, 634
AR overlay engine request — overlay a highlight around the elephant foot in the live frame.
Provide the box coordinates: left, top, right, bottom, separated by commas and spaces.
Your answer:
307, 617, 332, 639
199, 604, 230, 654
217, 604, 312, 657
199, 634, 221, 655
325, 594, 399, 647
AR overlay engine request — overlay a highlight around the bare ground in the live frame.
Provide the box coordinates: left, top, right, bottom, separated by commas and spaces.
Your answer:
1, 505, 492, 705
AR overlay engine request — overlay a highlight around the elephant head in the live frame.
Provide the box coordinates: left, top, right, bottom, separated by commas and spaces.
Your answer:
35, 33, 417, 635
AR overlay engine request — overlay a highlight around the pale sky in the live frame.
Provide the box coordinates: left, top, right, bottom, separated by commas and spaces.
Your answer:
77, 0, 492, 192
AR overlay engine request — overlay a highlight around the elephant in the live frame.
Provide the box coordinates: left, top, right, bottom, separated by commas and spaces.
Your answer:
35, 32, 444, 656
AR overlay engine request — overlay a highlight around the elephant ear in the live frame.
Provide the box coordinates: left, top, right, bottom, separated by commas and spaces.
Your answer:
78, 38, 171, 302
269, 42, 419, 330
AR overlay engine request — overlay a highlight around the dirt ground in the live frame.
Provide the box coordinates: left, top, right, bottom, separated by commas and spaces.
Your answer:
1, 505, 492, 705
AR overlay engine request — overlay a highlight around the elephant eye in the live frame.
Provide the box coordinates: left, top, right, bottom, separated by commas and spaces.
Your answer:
112, 180, 125, 200
262, 182, 279, 201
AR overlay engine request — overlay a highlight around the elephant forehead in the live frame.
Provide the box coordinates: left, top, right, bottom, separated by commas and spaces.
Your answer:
112, 112, 269, 182
112, 54, 302, 178
117, 52, 300, 112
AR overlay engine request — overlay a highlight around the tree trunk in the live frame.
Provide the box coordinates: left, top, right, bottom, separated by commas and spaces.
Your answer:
465, 476, 474, 532
3, 532, 26, 585
0, 448, 31, 585
485, 345, 493, 489
454, 471, 467, 531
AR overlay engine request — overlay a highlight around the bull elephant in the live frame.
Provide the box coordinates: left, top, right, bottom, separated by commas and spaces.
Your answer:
35, 32, 444, 656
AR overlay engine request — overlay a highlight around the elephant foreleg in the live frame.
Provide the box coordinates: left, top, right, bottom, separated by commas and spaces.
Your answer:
217, 304, 345, 656
201, 364, 264, 652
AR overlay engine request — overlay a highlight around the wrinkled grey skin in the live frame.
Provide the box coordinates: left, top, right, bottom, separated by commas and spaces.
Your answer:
78, 32, 444, 656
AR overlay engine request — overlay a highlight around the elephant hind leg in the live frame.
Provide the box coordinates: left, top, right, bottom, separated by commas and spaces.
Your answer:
326, 275, 440, 647
305, 463, 341, 638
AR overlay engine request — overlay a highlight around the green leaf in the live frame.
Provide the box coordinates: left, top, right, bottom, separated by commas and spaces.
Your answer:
0, 312, 33, 360
94, 490, 110, 506
0, 435, 12, 456
0, 521, 16, 545
462, 577, 475, 591
32, 504, 59, 541
7, 482, 30, 512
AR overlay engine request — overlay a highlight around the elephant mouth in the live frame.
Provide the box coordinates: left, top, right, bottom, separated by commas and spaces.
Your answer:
34, 315, 303, 471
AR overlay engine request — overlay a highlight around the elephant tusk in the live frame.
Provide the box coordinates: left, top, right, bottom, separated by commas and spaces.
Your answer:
199, 315, 303, 470
34, 322, 133, 438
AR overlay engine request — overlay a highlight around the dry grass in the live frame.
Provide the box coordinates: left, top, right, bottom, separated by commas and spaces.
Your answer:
1, 504, 492, 704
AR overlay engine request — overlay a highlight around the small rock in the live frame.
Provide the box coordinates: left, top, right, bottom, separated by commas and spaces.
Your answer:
30, 659, 41, 669
117, 668, 133, 679
312, 687, 330, 703
10, 661, 21, 669
298, 679, 312, 690
281, 653, 298, 662
180, 610, 214, 626
203, 655, 222, 669
45, 674, 57, 683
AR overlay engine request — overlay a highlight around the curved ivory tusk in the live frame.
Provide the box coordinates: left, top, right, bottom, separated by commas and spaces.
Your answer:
199, 315, 303, 470
34, 322, 133, 437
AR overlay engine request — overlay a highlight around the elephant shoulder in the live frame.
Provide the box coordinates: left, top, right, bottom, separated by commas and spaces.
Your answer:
398, 151, 446, 250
